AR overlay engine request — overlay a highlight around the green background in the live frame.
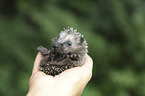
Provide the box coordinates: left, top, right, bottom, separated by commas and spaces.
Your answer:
0, 0, 145, 96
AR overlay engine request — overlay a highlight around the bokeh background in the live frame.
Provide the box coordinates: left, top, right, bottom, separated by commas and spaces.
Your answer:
1, 0, 145, 96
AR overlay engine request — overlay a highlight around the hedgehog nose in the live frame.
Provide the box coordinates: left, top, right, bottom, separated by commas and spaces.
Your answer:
53, 44, 59, 48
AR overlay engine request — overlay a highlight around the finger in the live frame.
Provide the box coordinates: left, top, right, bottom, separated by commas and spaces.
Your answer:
82, 54, 93, 71
74, 54, 93, 80
58, 54, 93, 81
80, 54, 93, 82
32, 52, 44, 74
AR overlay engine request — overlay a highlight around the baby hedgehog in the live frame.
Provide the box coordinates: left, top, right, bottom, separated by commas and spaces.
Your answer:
37, 27, 88, 76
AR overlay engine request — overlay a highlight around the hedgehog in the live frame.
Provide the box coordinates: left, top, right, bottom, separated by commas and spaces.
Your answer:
37, 27, 88, 76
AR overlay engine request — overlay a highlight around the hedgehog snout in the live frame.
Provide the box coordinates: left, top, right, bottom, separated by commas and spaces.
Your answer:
53, 43, 65, 53
53, 44, 59, 48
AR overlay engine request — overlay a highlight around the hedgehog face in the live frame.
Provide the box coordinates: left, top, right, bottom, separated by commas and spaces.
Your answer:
52, 29, 87, 54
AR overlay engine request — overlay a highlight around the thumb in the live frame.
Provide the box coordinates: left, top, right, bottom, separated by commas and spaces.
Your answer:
32, 52, 44, 74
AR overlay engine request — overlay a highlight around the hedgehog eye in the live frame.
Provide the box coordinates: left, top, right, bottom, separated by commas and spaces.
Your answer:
68, 42, 72, 46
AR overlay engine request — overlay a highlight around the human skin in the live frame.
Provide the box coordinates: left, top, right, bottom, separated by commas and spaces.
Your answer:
27, 52, 93, 96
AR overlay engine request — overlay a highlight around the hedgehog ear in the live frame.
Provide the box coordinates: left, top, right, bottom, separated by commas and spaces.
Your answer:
78, 36, 85, 45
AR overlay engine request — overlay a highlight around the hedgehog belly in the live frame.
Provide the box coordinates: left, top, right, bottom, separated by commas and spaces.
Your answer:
39, 63, 74, 76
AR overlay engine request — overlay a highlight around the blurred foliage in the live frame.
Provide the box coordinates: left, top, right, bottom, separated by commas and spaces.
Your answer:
0, 0, 145, 96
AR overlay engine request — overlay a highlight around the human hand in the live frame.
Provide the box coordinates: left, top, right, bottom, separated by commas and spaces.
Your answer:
27, 52, 93, 96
